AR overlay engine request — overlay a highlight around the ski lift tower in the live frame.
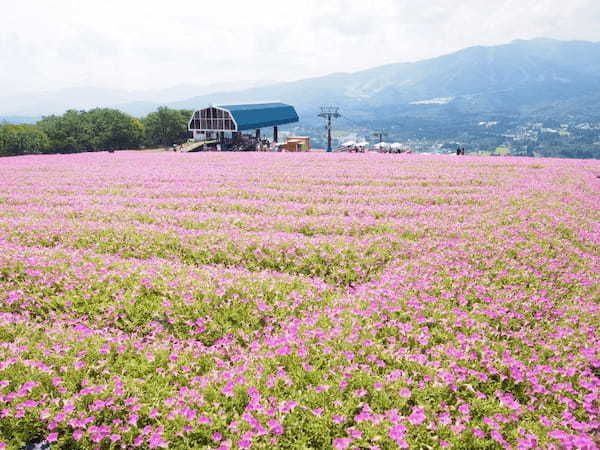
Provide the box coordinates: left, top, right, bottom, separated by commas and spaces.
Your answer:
373, 131, 388, 145
318, 106, 341, 152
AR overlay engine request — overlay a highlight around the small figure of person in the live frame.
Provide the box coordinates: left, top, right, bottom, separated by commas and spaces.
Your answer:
461, 147, 465, 155
456, 147, 461, 156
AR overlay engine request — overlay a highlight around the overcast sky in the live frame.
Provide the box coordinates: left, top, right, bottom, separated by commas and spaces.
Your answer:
2, 0, 600, 95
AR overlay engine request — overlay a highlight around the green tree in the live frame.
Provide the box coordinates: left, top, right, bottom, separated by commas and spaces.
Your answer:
86, 108, 144, 151
0, 124, 50, 156
143, 107, 192, 147
37, 110, 92, 153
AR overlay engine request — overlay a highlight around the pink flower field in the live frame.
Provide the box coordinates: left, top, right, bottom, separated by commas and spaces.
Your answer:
0, 152, 599, 449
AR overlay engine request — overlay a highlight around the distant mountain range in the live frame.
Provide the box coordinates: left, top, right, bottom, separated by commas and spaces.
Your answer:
0, 80, 273, 119
164, 38, 600, 126
0, 116, 41, 125
3, 38, 600, 128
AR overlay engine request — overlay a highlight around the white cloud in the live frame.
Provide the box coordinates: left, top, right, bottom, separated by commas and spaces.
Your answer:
1, 0, 599, 95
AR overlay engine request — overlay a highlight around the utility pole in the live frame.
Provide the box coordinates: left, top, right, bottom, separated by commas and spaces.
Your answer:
318, 106, 341, 152
373, 131, 388, 144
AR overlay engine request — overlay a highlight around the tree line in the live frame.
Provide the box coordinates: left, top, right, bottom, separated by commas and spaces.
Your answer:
0, 107, 192, 157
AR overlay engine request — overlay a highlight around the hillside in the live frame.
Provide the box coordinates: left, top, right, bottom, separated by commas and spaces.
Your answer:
1, 153, 599, 447
3, 38, 600, 157
166, 38, 600, 124
5, 38, 600, 125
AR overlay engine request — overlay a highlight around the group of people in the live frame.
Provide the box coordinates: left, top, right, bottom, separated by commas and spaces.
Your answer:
456, 147, 466, 155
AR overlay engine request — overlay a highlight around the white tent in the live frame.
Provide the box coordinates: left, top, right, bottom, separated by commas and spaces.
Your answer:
373, 142, 390, 149
356, 141, 369, 147
341, 140, 356, 147
390, 143, 403, 150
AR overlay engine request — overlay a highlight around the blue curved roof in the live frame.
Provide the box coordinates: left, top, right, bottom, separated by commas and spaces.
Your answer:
218, 102, 299, 131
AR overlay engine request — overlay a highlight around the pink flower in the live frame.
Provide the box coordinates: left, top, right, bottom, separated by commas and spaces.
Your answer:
218, 440, 232, 450
73, 361, 85, 369
239, 438, 252, 449
389, 423, 407, 440
198, 415, 212, 425
458, 404, 470, 415
348, 428, 362, 439
393, 439, 409, 449
149, 432, 168, 448
276, 345, 291, 356
333, 438, 352, 449
471, 427, 485, 439
353, 388, 367, 398
438, 412, 452, 426
268, 419, 284, 435
548, 429, 567, 440
63, 403, 75, 414
47, 432, 58, 443
491, 430, 506, 444
518, 437, 537, 449
408, 407, 426, 426
399, 388, 411, 398
73, 430, 84, 441
539, 416, 552, 427
222, 382, 235, 397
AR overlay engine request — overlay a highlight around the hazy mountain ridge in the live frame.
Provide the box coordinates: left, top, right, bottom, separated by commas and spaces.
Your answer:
0, 116, 41, 124
3, 38, 600, 127
0, 81, 272, 117
162, 38, 600, 125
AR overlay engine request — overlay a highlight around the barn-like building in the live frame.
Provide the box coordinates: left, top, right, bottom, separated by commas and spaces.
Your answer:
188, 102, 299, 149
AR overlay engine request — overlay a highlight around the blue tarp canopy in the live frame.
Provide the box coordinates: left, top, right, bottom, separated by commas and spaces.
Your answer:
218, 103, 299, 131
